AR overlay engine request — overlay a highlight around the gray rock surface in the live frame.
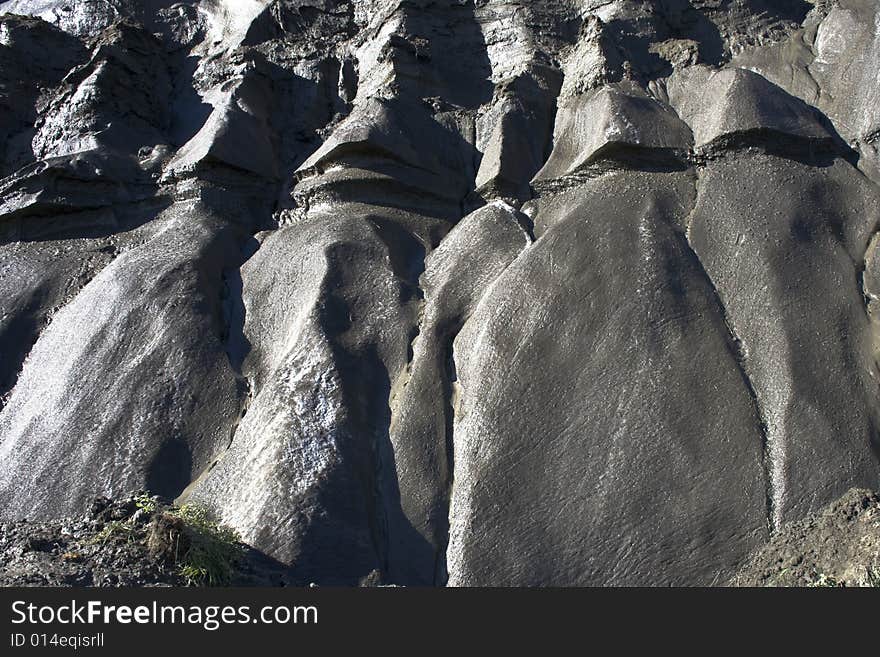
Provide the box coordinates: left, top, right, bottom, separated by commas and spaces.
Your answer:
448, 170, 769, 586
1, 0, 879, 586
687, 153, 880, 527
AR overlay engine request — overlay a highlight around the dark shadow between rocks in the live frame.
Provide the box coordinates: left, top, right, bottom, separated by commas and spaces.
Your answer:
735, 0, 812, 26
364, 345, 439, 586
656, 0, 727, 66
0, 288, 44, 404
221, 259, 253, 375
365, 215, 426, 302
603, 3, 726, 81
606, 0, 810, 80
701, 130, 857, 169
231, 543, 298, 587
309, 247, 436, 586
146, 437, 193, 501
395, 0, 494, 109
170, 53, 213, 147
3, 202, 171, 245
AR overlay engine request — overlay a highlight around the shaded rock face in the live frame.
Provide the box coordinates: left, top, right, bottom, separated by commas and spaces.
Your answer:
0, 0, 878, 587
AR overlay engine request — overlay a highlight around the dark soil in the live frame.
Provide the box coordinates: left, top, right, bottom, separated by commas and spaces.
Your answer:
0, 493, 293, 587
731, 488, 880, 587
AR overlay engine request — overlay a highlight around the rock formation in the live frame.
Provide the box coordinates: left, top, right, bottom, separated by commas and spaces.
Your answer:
0, 0, 878, 586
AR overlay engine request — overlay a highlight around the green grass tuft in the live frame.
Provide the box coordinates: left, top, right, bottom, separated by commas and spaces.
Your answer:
170, 503, 243, 586
90, 520, 134, 544
134, 494, 158, 514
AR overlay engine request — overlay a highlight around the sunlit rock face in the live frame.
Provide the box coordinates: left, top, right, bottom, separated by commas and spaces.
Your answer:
0, 0, 878, 586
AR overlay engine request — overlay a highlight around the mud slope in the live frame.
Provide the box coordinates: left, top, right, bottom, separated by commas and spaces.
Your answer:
1, 0, 879, 585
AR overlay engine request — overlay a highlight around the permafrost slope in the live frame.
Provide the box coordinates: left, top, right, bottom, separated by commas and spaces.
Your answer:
0, 0, 878, 586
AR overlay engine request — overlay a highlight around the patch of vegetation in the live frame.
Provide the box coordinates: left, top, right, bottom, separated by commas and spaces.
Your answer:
134, 493, 158, 514
173, 503, 242, 586
154, 503, 243, 586
83, 493, 243, 586
90, 519, 135, 545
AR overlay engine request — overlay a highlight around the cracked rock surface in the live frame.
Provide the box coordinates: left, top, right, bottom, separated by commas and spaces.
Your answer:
0, 0, 879, 586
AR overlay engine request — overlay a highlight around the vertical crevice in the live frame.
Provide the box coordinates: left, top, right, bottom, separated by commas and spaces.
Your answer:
682, 169, 779, 533
433, 332, 459, 586
364, 217, 436, 582
367, 216, 427, 429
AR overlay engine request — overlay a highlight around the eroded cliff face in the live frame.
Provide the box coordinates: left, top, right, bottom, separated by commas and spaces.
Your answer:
0, 0, 878, 586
